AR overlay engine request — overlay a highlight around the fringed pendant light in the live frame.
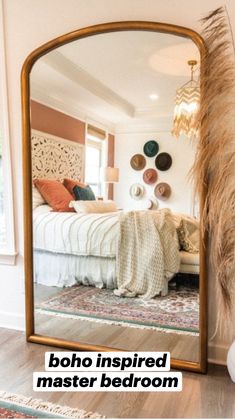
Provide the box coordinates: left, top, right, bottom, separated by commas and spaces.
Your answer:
172, 60, 200, 139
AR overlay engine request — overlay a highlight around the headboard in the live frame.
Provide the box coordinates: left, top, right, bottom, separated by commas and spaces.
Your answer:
31, 129, 85, 181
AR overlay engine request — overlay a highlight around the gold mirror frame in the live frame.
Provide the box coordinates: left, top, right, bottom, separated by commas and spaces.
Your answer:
21, 21, 207, 373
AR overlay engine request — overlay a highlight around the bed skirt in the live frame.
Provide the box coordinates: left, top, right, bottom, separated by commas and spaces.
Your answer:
33, 250, 117, 288
33, 250, 177, 296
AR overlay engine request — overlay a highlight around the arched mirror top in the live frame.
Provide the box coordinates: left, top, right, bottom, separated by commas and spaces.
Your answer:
21, 21, 205, 75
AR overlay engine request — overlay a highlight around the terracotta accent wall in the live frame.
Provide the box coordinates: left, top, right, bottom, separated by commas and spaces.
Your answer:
30, 100, 85, 144
107, 133, 115, 200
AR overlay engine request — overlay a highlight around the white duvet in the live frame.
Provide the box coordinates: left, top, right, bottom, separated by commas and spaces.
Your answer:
33, 205, 119, 258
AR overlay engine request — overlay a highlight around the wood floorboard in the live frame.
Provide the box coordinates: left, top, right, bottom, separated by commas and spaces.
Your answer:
0, 328, 234, 418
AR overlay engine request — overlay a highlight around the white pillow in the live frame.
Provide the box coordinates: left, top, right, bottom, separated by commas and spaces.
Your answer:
33, 204, 52, 215
70, 200, 118, 214
32, 185, 45, 209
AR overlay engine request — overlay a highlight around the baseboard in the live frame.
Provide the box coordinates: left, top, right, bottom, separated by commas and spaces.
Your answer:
208, 341, 229, 366
0, 310, 25, 331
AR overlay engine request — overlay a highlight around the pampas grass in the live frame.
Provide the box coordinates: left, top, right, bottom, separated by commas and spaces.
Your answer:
192, 7, 235, 326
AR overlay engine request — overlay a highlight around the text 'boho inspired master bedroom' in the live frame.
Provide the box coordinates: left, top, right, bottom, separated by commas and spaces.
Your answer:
22, 23, 206, 372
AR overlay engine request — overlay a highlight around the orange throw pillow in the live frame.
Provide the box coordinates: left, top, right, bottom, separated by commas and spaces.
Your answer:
63, 178, 86, 199
34, 179, 74, 212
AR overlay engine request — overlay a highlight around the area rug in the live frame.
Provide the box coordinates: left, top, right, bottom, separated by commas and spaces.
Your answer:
36, 285, 199, 335
0, 391, 103, 418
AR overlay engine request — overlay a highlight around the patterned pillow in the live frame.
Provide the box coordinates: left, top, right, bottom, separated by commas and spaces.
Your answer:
73, 185, 96, 201
177, 218, 199, 253
34, 179, 74, 212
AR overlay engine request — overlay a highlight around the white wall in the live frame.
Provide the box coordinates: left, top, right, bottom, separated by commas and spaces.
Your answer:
114, 131, 196, 214
1, 0, 235, 364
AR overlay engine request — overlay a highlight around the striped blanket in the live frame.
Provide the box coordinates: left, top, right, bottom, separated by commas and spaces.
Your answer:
33, 205, 119, 257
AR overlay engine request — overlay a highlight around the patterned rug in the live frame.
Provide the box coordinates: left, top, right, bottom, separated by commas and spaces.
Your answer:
36, 284, 199, 335
0, 391, 103, 418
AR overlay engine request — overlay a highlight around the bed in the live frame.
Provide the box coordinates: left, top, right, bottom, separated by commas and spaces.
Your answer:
179, 251, 200, 275
33, 204, 200, 294
33, 204, 118, 289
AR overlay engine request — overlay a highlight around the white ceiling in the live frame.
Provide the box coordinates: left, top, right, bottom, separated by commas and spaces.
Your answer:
30, 1, 234, 133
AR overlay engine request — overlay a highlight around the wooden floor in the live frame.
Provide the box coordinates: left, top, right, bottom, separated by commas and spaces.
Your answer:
0, 328, 234, 418
34, 284, 199, 363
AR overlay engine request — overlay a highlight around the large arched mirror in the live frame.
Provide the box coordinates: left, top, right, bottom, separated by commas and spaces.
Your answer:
22, 22, 207, 373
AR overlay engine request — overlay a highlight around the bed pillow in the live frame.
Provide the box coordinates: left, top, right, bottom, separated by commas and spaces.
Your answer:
171, 212, 198, 228
34, 179, 74, 212
70, 200, 118, 213
33, 204, 52, 215
73, 184, 96, 201
63, 178, 86, 198
32, 185, 45, 209
171, 213, 183, 228
177, 217, 200, 253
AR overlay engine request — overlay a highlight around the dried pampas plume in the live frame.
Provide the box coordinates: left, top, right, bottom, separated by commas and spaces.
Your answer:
192, 7, 235, 328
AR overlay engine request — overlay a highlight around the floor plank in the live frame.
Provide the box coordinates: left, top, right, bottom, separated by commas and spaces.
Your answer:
0, 328, 234, 418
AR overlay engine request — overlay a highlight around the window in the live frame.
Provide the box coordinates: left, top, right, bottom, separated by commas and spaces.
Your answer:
85, 137, 103, 196
0, 1, 16, 264
85, 124, 106, 197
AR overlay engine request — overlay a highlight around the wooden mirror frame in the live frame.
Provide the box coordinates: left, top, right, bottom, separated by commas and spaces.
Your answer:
21, 21, 207, 373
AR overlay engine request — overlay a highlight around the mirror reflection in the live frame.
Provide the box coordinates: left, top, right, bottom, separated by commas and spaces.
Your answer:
30, 31, 201, 362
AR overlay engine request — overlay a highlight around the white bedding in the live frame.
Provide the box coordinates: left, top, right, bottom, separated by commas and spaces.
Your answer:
33, 250, 199, 288
33, 205, 199, 288
34, 250, 116, 288
33, 205, 119, 258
